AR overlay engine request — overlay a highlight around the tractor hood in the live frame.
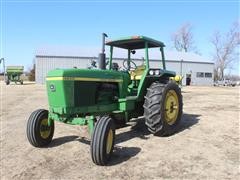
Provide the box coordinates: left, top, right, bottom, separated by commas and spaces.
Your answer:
46, 68, 129, 83
46, 68, 130, 114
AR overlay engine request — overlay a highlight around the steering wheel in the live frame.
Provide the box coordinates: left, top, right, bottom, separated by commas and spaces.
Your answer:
122, 59, 137, 71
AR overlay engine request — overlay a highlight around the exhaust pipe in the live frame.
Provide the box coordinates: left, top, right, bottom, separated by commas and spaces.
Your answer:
98, 33, 108, 70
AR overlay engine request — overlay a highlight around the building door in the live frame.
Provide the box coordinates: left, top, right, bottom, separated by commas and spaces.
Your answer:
186, 74, 191, 86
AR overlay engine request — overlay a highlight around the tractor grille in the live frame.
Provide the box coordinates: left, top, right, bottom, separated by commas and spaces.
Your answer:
74, 81, 97, 107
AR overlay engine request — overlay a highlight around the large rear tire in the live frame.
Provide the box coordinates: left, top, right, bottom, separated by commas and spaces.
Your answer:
26, 109, 54, 147
144, 82, 183, 136
90, 115, 115, 165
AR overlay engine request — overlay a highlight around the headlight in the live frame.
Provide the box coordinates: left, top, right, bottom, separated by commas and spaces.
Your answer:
149, 70, 154, 75
155, 70, 160, 75
149, 69, 160, 75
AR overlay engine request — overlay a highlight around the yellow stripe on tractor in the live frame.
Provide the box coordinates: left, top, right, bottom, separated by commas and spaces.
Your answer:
46, 77, 123, 83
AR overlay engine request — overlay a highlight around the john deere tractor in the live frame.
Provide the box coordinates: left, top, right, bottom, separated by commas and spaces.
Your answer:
26, 34, 183, 165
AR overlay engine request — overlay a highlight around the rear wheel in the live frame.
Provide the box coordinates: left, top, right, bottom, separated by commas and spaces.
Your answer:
144, 82, 183, 136
90, 115, 115, 165
26, 109, 54, 147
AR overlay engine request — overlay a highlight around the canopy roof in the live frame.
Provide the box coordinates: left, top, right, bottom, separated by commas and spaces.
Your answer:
106, 36, 165, 50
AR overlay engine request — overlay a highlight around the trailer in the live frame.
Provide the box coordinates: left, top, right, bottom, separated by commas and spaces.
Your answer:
5, 66, 24, 85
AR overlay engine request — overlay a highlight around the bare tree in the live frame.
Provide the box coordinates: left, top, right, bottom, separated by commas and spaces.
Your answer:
211, 22, 240, 80
171, 23, 196, 52
28, 63, 35, 81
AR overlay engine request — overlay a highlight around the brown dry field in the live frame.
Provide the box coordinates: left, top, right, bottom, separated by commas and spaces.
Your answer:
0, 81, 239, 180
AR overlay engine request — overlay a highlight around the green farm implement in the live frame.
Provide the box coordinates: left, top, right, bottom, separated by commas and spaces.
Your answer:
5, 66, 24, 85
26, 34, 183, 165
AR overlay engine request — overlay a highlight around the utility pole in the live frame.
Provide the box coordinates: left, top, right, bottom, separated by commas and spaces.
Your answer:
180, 59, 183, 86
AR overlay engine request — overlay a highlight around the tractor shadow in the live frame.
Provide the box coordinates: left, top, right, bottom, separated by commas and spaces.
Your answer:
49, 135, 141, 166
115, 117, 151, 144
49, 113, 200, 147
115, 113, 200, 142
48, 113, 200, 165
175, 113, 200, 134
21, 82, 36, 85
75, 136, 141, 166
108, 113, 200, 165
49, 135, 79, 147
107, 146, 141, 166
48, 113, 200, 147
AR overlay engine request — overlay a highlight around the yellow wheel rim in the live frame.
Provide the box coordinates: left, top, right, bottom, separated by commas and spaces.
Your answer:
164, 90, 179, 125
106, 129, 113, 154
40, 118, 51, 139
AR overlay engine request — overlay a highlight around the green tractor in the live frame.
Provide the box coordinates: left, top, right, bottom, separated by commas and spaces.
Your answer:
26, 35, 183, 165
5, 66, 24, 85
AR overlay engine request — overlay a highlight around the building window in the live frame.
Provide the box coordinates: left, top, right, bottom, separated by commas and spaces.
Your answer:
205, 72, 212, 78
196, 72, 204, 77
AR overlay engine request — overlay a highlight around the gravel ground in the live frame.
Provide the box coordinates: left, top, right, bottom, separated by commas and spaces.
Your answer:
1, 81, 239, 180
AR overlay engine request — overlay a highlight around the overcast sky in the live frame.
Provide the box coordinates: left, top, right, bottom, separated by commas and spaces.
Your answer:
0, 0, 239, 75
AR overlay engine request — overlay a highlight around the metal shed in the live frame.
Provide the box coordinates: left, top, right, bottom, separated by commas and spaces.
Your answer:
35, 47, 214, 85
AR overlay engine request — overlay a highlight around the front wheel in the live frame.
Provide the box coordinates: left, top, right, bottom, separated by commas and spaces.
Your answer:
144, 82, 183, 136
26, 109, 54, 147
90, 116, 115, 165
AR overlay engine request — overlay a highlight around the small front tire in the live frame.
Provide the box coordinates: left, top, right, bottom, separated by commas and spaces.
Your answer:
26, 109, 54, 147
90, 116, 115, 165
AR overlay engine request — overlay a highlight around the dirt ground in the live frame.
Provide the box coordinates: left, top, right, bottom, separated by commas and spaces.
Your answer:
0, 82, 239, 180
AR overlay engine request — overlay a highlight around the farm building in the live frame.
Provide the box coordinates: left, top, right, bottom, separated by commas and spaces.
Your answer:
35, 47, 214, 85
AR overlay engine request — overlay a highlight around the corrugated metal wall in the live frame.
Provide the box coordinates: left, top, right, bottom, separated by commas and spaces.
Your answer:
36, 56, 97, 84
35, 56, 214, 85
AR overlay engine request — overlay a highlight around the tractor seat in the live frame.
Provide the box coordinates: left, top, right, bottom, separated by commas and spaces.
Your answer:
130, 65, 146, 80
